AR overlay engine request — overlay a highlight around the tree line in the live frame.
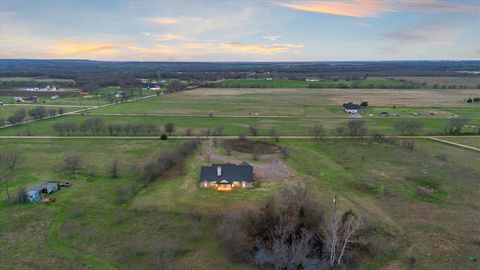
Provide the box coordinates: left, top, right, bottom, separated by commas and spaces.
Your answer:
0, 107, 65, 126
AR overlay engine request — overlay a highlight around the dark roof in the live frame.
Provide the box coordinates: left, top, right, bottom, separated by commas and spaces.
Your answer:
342, 102, 361, 110
200, 162, 254, 182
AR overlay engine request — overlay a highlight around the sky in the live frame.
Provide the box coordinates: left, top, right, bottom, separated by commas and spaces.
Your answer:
0, 0, 479, 61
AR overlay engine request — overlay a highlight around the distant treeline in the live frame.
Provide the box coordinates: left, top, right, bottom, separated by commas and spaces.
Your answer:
0, 107, 65, 126
1, 59, 479, 90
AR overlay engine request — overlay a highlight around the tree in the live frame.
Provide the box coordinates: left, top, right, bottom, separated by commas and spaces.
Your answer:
445, 116, 470, 135
360, 101, 368, 107
28, 106, 48, 120
167, 79, 184, 92
80, 118, 105, 135
393, 119, 423, 136
346, 119, 367, 136
0, 148, 24, 201
185, 128, 193, 136
310, 123, 325, 139
7, 109, 26, 124
251, 145, 262, 161
62, 153, 82, 174
108, 158, 120, 178
52, 122, 67, 136
269, 127, 279, 142
213, 126, 224, 136
164, 123, 175, 136
58, 107, 65, 114
248, 125, 259, 136
48, 108, 57, 117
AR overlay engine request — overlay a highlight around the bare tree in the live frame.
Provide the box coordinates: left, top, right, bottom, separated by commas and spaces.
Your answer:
164, 122, 175, 136
62, 153, 82, 174
445, 116, 470, 135
251, 145, 262, 161
346, 119, 367, 136
213, 126, 224, 136
310, 123, 325, 139
393, 119, 423, 135
249, 125, 259, 136
269, 127, 280, 142
80, 118, 105, 135
185, 128, 193, 136
280, 146, 289, 158
0, 148, 24, 201
109, 158, 120, 178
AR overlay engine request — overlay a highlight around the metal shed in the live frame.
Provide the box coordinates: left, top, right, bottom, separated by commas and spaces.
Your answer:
25, 182, 60, 202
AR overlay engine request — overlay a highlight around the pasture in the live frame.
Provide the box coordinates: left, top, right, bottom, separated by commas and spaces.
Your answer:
1, 137, 479, 269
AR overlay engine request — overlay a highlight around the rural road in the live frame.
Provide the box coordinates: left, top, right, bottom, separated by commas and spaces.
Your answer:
428, 137, 480, 152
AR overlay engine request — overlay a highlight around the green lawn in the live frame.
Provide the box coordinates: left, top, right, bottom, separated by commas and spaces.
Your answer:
0, 113, 478, 136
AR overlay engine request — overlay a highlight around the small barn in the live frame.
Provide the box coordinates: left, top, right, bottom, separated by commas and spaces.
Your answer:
199, 162, 254, 191
25, 182, 60, 202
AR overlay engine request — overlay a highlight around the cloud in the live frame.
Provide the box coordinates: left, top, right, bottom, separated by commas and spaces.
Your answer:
278, 0, 479, 17
219, 42, 303, 53
155, 33, 192, 41
278, 0, 393, 18
263, 34, 282, 41
146, 16, 201, 25
53, 40, 118, 55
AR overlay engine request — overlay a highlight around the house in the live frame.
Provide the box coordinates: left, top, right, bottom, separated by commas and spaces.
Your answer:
342, 102, 361, 114
25, 182, 60, 202
23, 96, 38, 103
380, 112, 389, 117
13, 97, 23, 102
51, 95, 60, 100
199, 162, 254, 191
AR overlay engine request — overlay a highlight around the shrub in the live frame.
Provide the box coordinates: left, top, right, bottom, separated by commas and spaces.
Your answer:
160, 133, 168, 140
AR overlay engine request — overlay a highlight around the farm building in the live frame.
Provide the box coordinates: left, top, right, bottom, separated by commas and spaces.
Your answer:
199, 162, 254, 191
342, 102, 361, 114
25, 182, 60, 202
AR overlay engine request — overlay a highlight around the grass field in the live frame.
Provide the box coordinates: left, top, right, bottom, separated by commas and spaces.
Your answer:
392, 76, 480, 88
211, 77, 422, 89
1, 137, 479, 269
0, 77, 76, 84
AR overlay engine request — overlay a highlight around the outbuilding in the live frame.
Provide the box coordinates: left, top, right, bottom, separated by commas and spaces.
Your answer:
25, 182, 60, 202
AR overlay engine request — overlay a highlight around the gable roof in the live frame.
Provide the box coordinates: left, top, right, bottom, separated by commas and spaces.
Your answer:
342, 102, 361, 110
200, 162, 254, 182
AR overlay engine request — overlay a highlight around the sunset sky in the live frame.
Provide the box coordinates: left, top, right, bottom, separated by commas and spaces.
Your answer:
1, 0, 479, 61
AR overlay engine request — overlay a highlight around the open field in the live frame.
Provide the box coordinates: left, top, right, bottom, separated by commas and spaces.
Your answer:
0, 77, 76, 83
1, 87, 479, 137
210, 77, 422, 89
1, 137, 479, 269
392, 76, 480, 88
1, 114, 479, 136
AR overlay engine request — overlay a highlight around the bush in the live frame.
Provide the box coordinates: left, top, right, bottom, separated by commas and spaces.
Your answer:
160, 133, 168, 140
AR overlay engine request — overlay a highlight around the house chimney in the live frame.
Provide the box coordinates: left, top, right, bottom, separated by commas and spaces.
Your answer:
217, 166, 222, 176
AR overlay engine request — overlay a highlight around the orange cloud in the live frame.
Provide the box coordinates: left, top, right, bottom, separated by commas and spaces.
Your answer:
219, 42, 303, 53
155, 33, 191, 41
53, 40, 118, 55
278, 0, 393, 17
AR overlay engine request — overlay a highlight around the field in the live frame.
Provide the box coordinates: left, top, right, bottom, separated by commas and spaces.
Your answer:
392, 76, 480, 88
1, 85, 480, 270
1, 88, 479, 136
0, 76, 76, 83
211, 77, 422, 89
1, 137, 479, 269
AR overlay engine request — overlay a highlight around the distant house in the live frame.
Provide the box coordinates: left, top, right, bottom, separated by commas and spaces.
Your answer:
199, 162, 254, 191
13, 97, 23, 102
51, 95, 60, 100
25, 182, 60, 202
342, 102, 361, 114
23, 96, 38, 103
380, 112, 389, 117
